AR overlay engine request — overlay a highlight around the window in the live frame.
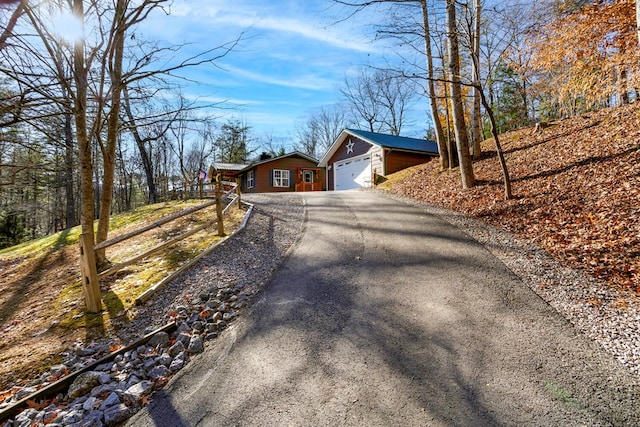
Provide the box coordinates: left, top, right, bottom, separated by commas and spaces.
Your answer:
247, 170, 254, 189
273, 169, 290, 187
302, 170, 314, 183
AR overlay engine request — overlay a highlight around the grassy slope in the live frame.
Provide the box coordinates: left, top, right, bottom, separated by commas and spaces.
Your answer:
0, 199, 244, 391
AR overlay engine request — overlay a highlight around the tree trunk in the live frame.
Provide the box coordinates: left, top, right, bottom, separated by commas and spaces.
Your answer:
469, 30, 512, 200
479, 86, 512, 200
471, 0, 482, 160
74, 0, 101, 313
73, 0, 94, 239
123, 87, 158, 203
446, 0, 475, 188
421, 0, 448, 170
96, 0, 127, 262
64, 108, 77, 228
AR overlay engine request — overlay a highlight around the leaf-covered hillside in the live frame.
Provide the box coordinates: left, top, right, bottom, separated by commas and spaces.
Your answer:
385, 102, 640, 294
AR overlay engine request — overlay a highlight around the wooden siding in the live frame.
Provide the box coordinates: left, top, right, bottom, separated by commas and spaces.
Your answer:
385, 150, 434, 175
240, 155, 326, 193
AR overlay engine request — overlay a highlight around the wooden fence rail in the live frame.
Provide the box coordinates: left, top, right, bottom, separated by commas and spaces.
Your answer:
79, 183, 239, 313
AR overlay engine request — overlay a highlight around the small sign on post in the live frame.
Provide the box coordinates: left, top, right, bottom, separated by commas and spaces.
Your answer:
79, 233, 102, 313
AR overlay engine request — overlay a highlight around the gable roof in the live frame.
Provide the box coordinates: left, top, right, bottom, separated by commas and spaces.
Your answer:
239, 151, 319, 173
213, 162, 247, 172
318, 129, 439, 167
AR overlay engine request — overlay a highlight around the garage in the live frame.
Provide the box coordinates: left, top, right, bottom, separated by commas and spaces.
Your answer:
334, 155, 371, 190
318, 128, 439, 191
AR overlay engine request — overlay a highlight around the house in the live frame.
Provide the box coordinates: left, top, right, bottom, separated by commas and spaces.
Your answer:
318, 129, 439, 191
237, 151, 326, 193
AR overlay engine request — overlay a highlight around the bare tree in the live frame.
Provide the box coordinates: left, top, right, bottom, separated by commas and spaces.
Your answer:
296, 105, 347, 158
341, 68, 414, 135
420, 0, 449, 170
446, 0, 475, 188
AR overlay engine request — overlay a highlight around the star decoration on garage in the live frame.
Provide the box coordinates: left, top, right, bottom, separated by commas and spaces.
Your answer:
346, 140, 354, 154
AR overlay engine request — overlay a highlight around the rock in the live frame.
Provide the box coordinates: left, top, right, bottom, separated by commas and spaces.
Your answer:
50, 364, 68, 376
175, 331, 191, 346
75, 346, 96, 357
62, 408, 83, 424
124, 375, 141, 390
100, 392, 121, 410
215, 320, 227, 330
188, 335, 204, 353
15, 386, 37, 400
169, 352, 187, 371
148, 365, 171, 379
91, 383, 115, 398
191, 320, 205, 332
168, 340, 185, 358
125, 380, 154, 401
223, 310, 235, 321
95, 362, 114, 372
176, 321, 191, 333
211, 311, 223, 322
99, 372, 112, 385
83, 396, 98, 411
103, 403, 132, 426
157, 353, 172, 367
13, 408, 38, 425
76, 409, 104, 427
143, 358, 157, 372
68, 371, 102, 399
148, 331, 170, 348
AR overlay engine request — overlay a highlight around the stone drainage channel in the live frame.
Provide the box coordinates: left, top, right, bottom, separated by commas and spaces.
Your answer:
0, 202, 254, 427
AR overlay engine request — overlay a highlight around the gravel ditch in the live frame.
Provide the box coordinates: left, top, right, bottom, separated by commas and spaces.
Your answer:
383, 190, 640, 378
124, 193, 306, 340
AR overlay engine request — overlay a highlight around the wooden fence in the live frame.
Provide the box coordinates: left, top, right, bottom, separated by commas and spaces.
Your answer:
79, 183, 240, 313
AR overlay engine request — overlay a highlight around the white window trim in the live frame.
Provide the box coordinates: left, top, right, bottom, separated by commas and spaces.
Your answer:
247, 170, 254, 189
273, 169, 290, 187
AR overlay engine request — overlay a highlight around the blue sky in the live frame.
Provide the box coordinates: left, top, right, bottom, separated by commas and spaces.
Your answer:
138, 0, 428, 149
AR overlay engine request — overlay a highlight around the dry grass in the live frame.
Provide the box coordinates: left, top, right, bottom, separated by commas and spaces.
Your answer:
0, 199, 245, 391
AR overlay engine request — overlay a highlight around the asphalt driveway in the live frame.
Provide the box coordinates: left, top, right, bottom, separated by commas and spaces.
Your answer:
128, 190, 639, 426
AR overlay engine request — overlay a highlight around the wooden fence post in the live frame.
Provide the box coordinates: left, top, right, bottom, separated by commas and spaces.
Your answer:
236, 178, 242, 208
215, 185, 225, 236
79, 233, 102, 313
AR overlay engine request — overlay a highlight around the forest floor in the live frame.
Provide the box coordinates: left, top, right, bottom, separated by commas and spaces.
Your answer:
0, 198, 244, 393
383, 101, 640, 298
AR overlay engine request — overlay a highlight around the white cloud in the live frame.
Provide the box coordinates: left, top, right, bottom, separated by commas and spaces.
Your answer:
213, 13, 375, 53
220, 63, 334, 91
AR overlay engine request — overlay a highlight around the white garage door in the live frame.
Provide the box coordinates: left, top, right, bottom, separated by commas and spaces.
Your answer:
334, 155, 371, 190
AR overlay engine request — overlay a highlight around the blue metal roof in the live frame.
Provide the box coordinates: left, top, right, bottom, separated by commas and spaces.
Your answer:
346, 129, 439, 154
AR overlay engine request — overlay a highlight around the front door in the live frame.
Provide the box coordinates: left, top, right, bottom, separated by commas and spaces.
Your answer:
302, 170, 314, 183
